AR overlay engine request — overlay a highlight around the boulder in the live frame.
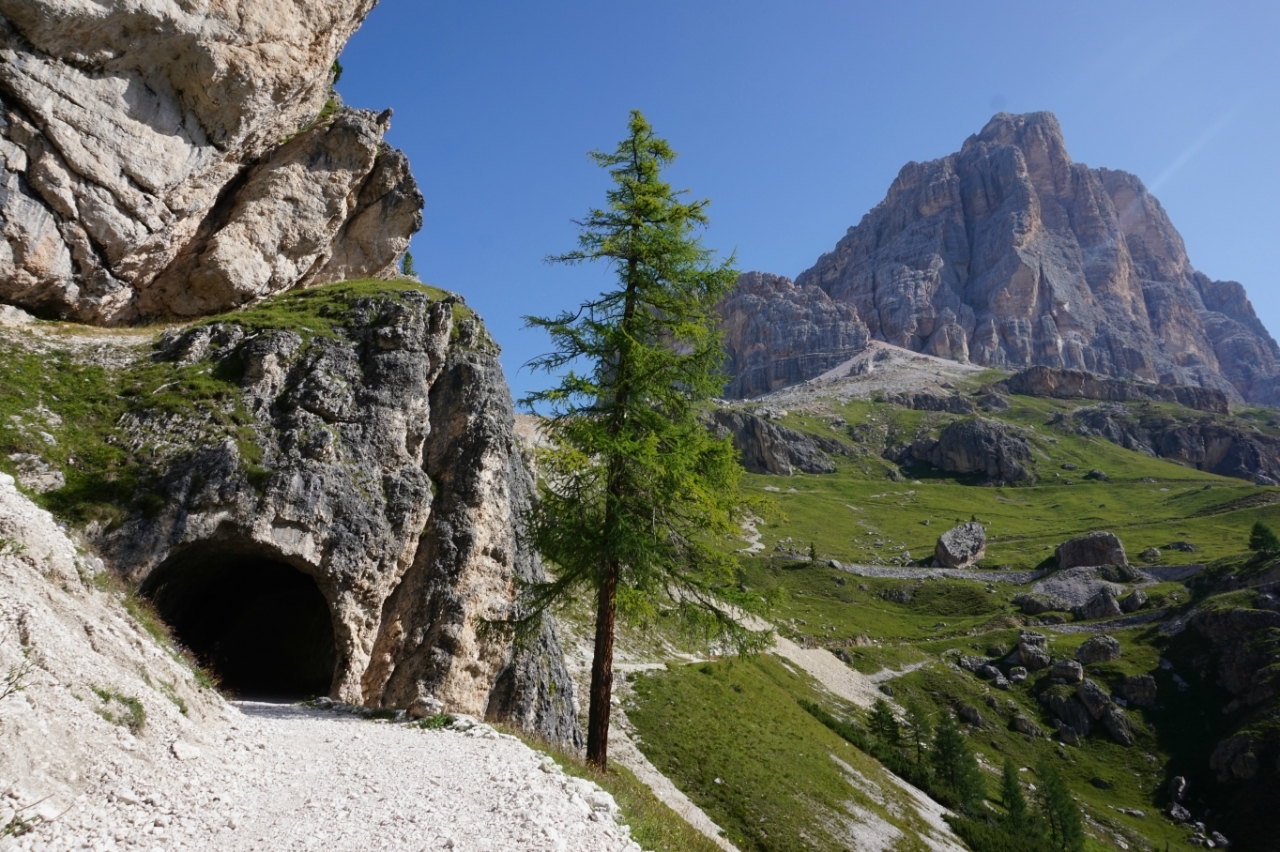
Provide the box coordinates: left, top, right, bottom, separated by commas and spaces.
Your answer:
1120, 590, 1149, 613
1075, 635, 1122, 665
933, 522, 986, 568
1210, 735, 1260, 783
1139, 547, 1161, 562
1119, 675, 1158, 708
1044, 692, 1093, 737
958, 704, 988, 728
1050, 659, 1084, 684
1057, 721, 1081, 747
1057, 531, 1127, 569
1167, 803, 1191, 823
1072, 587, 1123, 621
1101, 705, 1134, 746
975, 664, 1003, 681
1168, 776, 1188, 803
1011, 715, 1044, 738
1076, 679, 1112, 720
1013, 592, 1067, 615
1017, 631, 1052, 671
892, 418, 1035, 484
1009, 666, 1028, 684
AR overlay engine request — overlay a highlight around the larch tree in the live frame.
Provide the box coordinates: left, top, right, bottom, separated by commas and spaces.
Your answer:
517, 110, 767, 770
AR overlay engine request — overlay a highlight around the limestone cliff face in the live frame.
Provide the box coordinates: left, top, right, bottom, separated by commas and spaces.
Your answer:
730, 112, 1280, 405
719, 271, 869, 398
96, 289, 579, 746
0, 0, 421, 323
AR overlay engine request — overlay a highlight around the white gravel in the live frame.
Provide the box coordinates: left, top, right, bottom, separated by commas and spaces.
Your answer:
7, 704, 641, 852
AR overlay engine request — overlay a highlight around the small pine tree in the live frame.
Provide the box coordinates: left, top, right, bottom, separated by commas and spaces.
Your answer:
869, 698, 901, 747
331, 59, 344, 85
904, 698, 932, 765
402, 251, 417, 278
931, 711, 985, 814
808, 541, 818, 562
1036, 760, 1084, 852
1001, 759, 1031, 835
1250, 521, 1280, 557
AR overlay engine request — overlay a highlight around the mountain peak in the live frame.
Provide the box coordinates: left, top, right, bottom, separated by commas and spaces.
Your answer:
722, 114, 1280, 405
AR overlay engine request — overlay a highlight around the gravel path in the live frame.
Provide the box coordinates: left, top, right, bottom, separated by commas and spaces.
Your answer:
831, 562, 1047, 584
9, 703, 640, 852
1043, 608, 1172, 634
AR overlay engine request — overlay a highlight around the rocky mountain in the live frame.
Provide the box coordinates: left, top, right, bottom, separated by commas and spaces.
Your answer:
723, 112, 1280, 406
0, 0, 420, 323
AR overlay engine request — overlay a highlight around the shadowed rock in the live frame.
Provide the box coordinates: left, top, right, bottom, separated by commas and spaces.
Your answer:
1057, 531, 1127, 569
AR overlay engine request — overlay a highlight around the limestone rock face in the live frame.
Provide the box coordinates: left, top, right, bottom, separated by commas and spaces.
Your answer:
100, 290, 580, 746
933, 521, 986, 568
733, 112, 1280, 405
718, 272, 869, 398
0, 1, 421, 323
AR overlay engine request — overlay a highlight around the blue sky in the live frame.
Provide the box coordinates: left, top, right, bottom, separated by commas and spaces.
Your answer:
336, 1, 1280, 401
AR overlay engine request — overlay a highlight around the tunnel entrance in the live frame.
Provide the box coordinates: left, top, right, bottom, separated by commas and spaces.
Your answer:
145, 548, 337, 700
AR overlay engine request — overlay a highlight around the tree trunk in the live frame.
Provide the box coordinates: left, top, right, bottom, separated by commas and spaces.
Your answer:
586, 559, 619, 770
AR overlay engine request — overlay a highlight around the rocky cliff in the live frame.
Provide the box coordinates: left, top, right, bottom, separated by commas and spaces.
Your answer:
56, 286, 578, 745
726, 112, 1280, 406
718, 271, 869, 398
0, 0, 420, 323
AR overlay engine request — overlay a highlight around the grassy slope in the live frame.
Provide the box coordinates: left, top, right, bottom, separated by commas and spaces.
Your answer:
624, 382, 1279, 851
0, 280, 464, 524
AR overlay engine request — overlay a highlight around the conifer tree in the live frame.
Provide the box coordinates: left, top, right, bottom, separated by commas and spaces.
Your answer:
1036, 760, 1084, 852
518, 111, 765, 770
402, 251, 417, 278
1001, 759, 1031, 835
1250, 521, 1280, 557
931, 710, 984, 814
869, 698, 902, 747
904, 698, 932, 765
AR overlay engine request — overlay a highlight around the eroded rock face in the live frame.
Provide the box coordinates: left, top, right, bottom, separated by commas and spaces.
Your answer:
718, 272, 869, 398
732, 112, 1280, 405
0, 1, 420, 323
99, 290, 579, 746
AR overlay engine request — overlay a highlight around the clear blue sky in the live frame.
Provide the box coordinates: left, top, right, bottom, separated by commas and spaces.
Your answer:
336, 1, 1280, 401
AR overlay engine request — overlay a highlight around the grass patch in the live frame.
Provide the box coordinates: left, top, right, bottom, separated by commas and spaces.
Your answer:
92, 686, 146, 734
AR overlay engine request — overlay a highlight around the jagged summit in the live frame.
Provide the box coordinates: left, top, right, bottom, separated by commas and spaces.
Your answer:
721, 111, 1280, 405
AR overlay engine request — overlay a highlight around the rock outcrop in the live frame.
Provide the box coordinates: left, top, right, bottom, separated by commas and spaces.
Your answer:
0, 1, 421, 323
725, 112, 1280, 405
997, 366, 1229, 414
89, 287, 578, 745
710, 408, 845, 475
718, 271, 869, 398
890, 418, 1034, 484
1068, 403, 1280, 486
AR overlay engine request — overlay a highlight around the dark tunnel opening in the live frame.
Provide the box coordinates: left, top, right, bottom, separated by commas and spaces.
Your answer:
145, 549, 337, 700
